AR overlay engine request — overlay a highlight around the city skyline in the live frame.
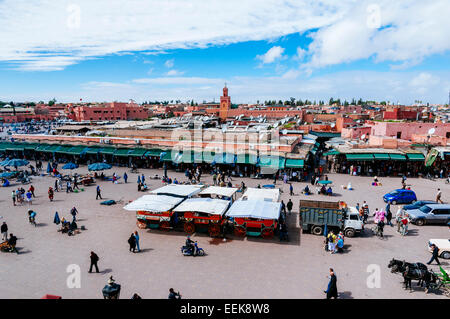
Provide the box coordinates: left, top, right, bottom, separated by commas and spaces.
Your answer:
0, 0, 449, 104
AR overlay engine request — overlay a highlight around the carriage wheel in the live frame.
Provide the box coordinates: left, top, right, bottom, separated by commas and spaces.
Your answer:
184, 222, 195, 234
261, 228, 274, 239
136, 220, 147, 229
160, 221, 171, 231
208, 224, 221, 237
234, 226, 246, 237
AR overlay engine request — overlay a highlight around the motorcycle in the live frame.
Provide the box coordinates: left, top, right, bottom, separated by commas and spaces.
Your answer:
181, 242, 205, 256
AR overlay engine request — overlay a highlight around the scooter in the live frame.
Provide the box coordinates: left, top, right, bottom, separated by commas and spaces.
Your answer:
181, 242, 205, 256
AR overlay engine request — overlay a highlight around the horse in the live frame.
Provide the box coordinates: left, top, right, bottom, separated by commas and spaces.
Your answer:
388, 259, 428, 288
403, 266, 441, 293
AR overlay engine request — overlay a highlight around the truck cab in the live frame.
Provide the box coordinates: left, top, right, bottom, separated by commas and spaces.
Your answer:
343, 207, 364, 237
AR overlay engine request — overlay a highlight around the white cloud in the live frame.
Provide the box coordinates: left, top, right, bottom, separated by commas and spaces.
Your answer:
0, 0, 351, 71
256, 46, 285, 64
305, 0, 450, 69
295, 47, 307, 61
166, 69, 184, 76
164, 59, 174, 68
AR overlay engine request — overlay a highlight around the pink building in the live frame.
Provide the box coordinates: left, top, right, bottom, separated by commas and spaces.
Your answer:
69, 102, 149, 122
369, 122, 450, 140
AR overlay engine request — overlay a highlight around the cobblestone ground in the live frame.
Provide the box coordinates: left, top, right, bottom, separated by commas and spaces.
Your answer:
0, 164, 448, 299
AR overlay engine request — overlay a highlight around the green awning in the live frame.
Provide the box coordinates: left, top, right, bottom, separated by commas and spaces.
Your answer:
223, 153, 236, 164
323, 150, 340, 156
35, 144, 51, 152
236, 154, 258, 165
85, 146, 102, 154
406, 153, 425, 161
129, 148, 147, 157
259, 156, 286, 169
389, 154, 406, 161
202, 151, 216, 163
66, 146, 87, 155
161, 151, 173, 162
5, 144, 25, 151
55, 145, 74, 154
144, 149, 163, 157
310, 131, 341, 138
285, 158, 304, 168
41, 145, 61, 153
180, 151, 194, 163
373, 153, 390, 160
114, 148, 132, 157
100, 147, 115, 155
23, 143, 39, 150
345, 154, 374, 161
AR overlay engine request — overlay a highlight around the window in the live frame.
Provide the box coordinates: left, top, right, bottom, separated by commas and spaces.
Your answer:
396, 132, 401, 139
420, 206, 432, 214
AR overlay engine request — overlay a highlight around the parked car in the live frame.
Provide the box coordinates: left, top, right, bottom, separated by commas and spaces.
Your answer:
428, 239, 450, 259
403, 200, 436, 211
383, 189, 417, 205
408, 204, 450, 226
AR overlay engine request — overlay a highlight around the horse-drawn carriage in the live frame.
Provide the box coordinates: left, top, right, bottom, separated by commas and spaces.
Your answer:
388, 258, 449, 296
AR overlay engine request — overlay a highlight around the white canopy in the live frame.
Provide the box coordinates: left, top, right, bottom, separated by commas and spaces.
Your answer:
123, 195, 184, 212
199, 186, 238, 198
241, 188, 280, 202
225, 200, 281, 220
150, 184, 203, 197
173, 198, 230, 215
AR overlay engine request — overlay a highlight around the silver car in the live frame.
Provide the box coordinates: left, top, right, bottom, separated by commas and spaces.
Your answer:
407, 204, 450, 226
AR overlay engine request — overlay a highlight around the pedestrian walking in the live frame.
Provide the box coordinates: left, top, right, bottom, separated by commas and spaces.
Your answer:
96, 185, 102, 200
128, 233, 136, 252
123, 172, 128, 183
11, 190, 16, 206
8, 233, 18, 254
324, 268, 338, 299
436, 189, 443, 203
141, 174, 145, 184
287, 199, 293, 215
89, 251, 100, 273
29, 185, 35, 197
134, 231, 140, 252
25, 190, 32, 205
54, 179, 59, 192
289, 183, 294, 196
427, 244, 441, 265
70, 207, 78, 222
1, 222, 8, 241
168, 288, 181, 299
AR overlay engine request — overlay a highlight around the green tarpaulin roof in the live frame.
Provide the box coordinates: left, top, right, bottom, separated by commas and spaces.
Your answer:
114, 148, 132, 157
345, 154, 374, 161
41, 145, 61, 152
406, 153, 425, 161
323, 150, 340, 156
373, 153, 390, 160
85, 146, 102, 154
285, 158, 304, 168
161, 152, 173, 162
259, 156, 286, 169
66, 146, 87, 155
100, 147, 115, 155
310, 131, 341, 138
144, 149, 163, 157
55, 145, 74, 154
128, 148, 147, 157
389, 154, 406, 161
236, 154, 258, 165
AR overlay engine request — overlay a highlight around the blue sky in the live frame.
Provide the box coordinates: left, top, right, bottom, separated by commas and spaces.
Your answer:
0, 0, 449, 104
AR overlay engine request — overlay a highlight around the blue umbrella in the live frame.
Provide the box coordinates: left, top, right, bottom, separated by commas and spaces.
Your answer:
318, 180, 333, 185
88, 162, 112, 171
46, 162, 52, 173
62, 162, 79, 170
4, 159, 29, 167
54, 211, 60, 225
0, 172, 15, 178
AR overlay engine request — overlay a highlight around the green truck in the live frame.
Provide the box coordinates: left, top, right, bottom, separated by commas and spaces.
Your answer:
299, 200, 364, 237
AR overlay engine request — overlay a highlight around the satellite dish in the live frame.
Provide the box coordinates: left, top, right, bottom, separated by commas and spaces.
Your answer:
330, 123, 336, 128
361, 134, 366, 139
428, 128, 435, 135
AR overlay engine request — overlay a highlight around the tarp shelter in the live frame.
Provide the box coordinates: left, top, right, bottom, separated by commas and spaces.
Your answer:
123, 195, 184, 212
150, 184, 203, 198
226, 200, 281, 220
285, 158, 304, 168
173, 198, 230, 215
199, 186, 238, 198
241, 187, 280, 202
